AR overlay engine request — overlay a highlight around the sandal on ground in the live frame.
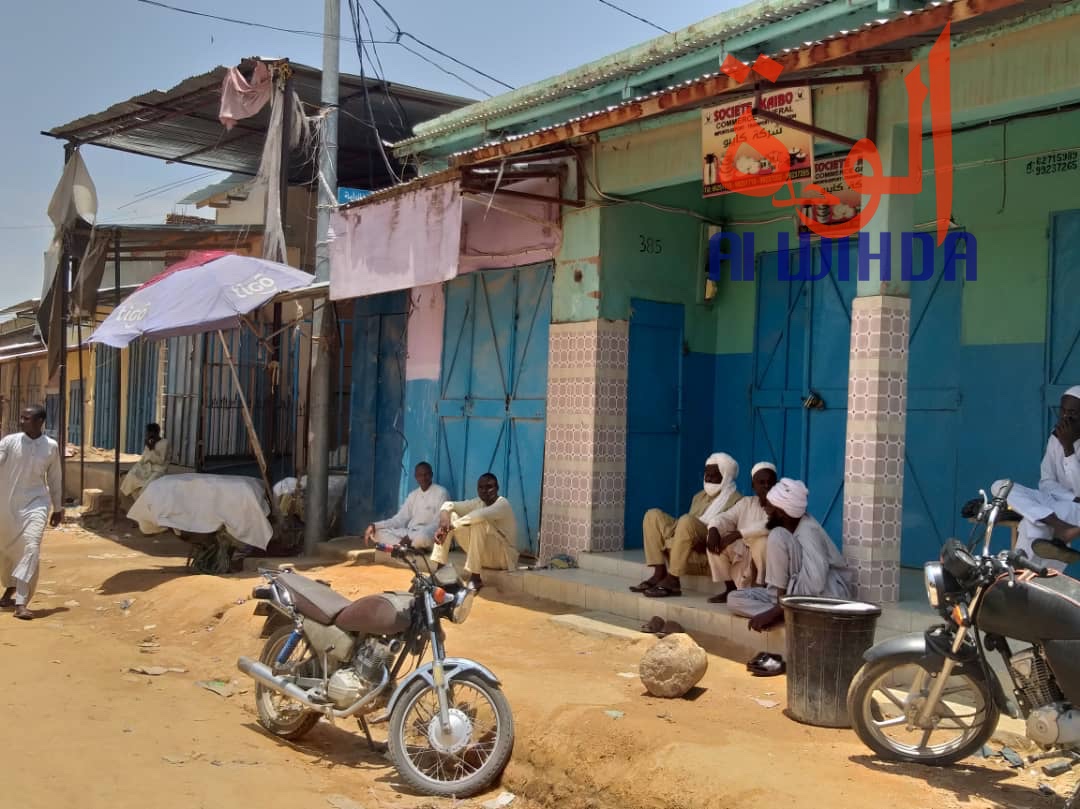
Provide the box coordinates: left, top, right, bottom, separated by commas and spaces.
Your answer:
748, 655, 785, 677
629, 579, 660, 593
0, 597, 14, 609
640, 615, 666, 634
707, 592, 732, 604
643, 585, 682, 598
657, 620, 685, 638
746, 651, 773, 670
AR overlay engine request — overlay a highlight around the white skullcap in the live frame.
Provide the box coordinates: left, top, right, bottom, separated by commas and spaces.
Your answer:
1065, 386, 1080, 401
751, 461, 777, 478
766, 478, 809, 519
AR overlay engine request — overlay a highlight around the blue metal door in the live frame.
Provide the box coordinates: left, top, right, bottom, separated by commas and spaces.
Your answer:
93, 346, 119, 450
345, 292, 408, 535
437, 264, 552, 554
752, 246, 855, 546
124, 341, 160, 454
624, 300, 684, 549
1048, 210, 1080, 426
901, 237, 963, 567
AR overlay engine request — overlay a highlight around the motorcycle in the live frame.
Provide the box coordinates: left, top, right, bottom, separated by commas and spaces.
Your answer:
235, 542, 515, 798
847, 480, 1080, 782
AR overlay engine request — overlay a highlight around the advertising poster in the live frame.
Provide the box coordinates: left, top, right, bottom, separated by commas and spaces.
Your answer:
797, 154, 865, 233
702, 86, 814, 197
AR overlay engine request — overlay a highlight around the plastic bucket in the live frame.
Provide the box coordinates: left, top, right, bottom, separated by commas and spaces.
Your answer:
780, 596, 882, 728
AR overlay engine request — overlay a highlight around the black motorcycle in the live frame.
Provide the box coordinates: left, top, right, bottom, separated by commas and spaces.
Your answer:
847, 480, 1080, 773
236, 543, 514, 798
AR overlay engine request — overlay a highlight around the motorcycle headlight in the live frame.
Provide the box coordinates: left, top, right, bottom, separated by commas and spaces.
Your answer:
924, 561, 945, 609
450, 588, 476, 624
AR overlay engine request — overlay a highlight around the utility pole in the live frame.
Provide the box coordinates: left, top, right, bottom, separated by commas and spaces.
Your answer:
305, 0, 339, 553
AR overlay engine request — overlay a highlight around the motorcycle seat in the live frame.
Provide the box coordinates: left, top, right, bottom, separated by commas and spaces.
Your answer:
279, 573, 352, 625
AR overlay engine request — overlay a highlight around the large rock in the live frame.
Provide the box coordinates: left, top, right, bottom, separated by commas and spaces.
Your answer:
639, 633, 708, 698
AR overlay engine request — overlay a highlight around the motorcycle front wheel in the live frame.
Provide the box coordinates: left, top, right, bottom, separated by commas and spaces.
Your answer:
388, 672, 515, 798
847, 653, 999, 766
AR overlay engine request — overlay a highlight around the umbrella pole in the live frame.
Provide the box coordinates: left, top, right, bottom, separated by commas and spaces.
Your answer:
217, 331, 279, 521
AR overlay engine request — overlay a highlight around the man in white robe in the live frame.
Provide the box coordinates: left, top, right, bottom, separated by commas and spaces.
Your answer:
432, 472, 517, 588
728, 478, 857, 632
1005, 387, 1080, 570
120, 423, 169, 499
0, 405, 63, 620
363, 461, 449, 550
705, 461, 777, 603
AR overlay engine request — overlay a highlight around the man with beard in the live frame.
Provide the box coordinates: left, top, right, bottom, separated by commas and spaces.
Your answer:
1002, 387, 1080, 570
705, 461, 778, 603
727, 478, 857, 632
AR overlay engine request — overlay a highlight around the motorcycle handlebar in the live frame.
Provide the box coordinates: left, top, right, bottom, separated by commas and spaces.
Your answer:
1007, 549, 1049, 578
375, 542, 422, 559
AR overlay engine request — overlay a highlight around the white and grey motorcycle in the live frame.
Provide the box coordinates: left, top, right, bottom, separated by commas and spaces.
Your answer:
236, 543, 514, 798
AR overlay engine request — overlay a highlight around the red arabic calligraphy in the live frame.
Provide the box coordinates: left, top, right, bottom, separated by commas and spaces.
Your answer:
718, 24, 955, 244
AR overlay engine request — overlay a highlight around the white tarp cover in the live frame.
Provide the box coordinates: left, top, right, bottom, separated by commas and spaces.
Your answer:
329, 178, 463, 300
128, 473, 272, 550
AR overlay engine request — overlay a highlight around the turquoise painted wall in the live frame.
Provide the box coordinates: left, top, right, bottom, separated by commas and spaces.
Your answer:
912, 108, 1080, 346
553, 206, 602, 323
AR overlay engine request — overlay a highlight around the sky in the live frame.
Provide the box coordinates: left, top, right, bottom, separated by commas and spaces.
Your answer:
0, 0, 743, 310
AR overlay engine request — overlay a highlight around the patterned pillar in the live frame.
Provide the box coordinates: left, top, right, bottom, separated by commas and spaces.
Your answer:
842, 295, 911, 604
538, 319, 628, 562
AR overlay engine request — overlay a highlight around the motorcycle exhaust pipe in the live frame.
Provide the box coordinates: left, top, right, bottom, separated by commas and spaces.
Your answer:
238, 656, 323, 709
237, 656, 390, 719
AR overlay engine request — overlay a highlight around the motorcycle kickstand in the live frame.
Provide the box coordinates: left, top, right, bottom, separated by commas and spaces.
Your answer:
357, 716, 388, 754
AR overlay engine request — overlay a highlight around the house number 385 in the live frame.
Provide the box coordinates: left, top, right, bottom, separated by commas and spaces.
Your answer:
639, 235, 663, 254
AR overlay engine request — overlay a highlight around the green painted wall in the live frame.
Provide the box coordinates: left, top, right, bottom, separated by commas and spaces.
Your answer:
553, 206, 602, 323
913, 107, 1080, 346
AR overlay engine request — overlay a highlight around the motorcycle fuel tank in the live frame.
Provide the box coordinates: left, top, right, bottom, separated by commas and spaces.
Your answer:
979, 573, 1080, 644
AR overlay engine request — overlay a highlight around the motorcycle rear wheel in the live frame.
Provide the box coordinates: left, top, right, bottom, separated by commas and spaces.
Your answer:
848, 653, 999, 766
388, 672, 515, 798
255, 625, 322, 741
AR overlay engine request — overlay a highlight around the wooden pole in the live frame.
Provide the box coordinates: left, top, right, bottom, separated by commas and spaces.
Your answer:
77, 315, 85, 500
217, 330, 279, 520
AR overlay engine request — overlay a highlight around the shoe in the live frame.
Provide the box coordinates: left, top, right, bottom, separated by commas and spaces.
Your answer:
1033, 539, 1080, 565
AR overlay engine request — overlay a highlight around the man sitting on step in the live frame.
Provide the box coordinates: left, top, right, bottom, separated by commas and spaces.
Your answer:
705, 461, 778, 603
363, 461, 449, 551
728, 478, 857, 632
432, 473, 518, 590
1005, 386, 1080, 571
631, 452, 742, 598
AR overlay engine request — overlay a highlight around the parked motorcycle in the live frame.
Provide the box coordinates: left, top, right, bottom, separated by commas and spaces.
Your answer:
847, 480, 1080, 781
236, 543, 515, 798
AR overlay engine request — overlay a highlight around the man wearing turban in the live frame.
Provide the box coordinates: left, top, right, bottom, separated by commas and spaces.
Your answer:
727, 477, 857, 632
631, 453, 742, 598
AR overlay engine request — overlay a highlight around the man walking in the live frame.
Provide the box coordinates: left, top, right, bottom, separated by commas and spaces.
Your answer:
0, 405, 63, 620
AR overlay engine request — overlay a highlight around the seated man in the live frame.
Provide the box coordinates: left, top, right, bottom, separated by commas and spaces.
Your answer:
120, 423, 169, 499
631, 452, 742, 598
728, 478, 857, 632
1006, 387, 1080, 569
705, 461, 778, 603
432, 472, 517, 588
363, 461, 449, 550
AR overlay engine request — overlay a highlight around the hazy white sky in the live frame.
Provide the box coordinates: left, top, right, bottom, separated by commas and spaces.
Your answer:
0, 0, 740, 309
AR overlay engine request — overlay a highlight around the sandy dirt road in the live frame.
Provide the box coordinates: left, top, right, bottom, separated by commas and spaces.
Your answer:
0, 520, 1071, 809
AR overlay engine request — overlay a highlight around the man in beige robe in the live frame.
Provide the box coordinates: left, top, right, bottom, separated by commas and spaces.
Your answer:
631, 453, 741, 598
120, 423, 169, 499
432, 472, 518, 588
706, 461, 778, 603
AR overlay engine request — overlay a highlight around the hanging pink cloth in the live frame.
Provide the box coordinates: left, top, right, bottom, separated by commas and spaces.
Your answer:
219, 61, 272, 130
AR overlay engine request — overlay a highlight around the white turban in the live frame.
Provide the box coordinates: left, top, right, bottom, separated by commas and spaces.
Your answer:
1065, 386, 1080, 401
766, 478, 809, 519
701, 452, 740, 525
751, 461, 777, 478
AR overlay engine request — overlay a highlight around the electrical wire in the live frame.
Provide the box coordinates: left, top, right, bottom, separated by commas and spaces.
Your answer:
365, 0, 514, 91
115, 169, 221, 210
347, 0, 401, 184
135, 0, 392, 44
593, 0, 669, 34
